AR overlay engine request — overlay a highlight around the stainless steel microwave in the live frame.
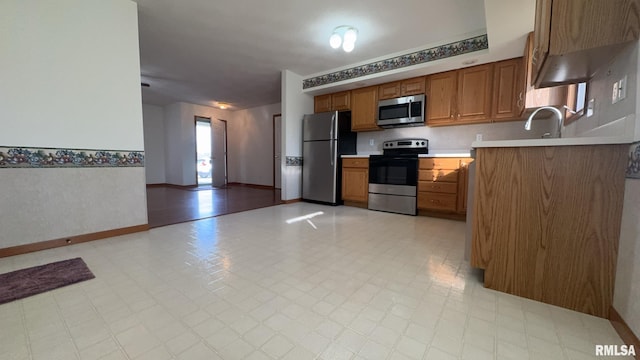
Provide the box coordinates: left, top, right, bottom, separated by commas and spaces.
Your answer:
377, 94, 425, 128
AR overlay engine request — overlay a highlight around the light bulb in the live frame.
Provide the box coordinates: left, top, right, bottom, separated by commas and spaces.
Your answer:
329, 33, 342, 49
344, 28, 358, 44
342, 40, 355, 53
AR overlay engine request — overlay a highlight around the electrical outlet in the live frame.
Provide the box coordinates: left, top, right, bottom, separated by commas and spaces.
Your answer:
476, 133, 483, 141
612, 76, 628, 104
587, 98, 595, 117
619, 75, 627, 101
369, 138, 374, 146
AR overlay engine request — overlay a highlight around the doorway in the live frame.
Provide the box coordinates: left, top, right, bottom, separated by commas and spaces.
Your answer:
195, 116, 227, 187
273, 114, 282, 189
195, 118, 212, 185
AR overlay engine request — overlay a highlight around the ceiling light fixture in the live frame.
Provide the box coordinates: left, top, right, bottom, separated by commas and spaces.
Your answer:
329, 26, 358, 53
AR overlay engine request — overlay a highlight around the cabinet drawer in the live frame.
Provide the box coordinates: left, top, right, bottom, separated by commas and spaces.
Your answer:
418, 192, 457, 211
419, 158, 461, 170
342, 158, 369, 168
419, 169, 459, 182
418, 181, 457, 194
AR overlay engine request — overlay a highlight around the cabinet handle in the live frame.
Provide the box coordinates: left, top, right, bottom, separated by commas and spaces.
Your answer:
517, 91, 524, 109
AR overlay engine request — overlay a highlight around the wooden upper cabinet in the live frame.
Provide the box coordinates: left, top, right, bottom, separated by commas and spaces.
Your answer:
492, 58, 524, 121
523, 32, 568, 109
314, 94, 332, 113
378, 81, 402, 100
378, 77, 426, 100
331, 91, 351, 111
314, 91, 351, 113
532, 0, 640, 87
400, 77, 426, 96
457, 64, 493, 123
425, 71, 457, 125
351, 86, 380, 132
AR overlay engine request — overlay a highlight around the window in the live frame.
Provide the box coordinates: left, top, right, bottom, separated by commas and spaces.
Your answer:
564, 82, 587, 124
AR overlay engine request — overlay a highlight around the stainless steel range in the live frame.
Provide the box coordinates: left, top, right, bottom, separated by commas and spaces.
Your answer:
368, 139, 428, 215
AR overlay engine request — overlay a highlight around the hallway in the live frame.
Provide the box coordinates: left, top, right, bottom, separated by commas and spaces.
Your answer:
146, 185, 283, 228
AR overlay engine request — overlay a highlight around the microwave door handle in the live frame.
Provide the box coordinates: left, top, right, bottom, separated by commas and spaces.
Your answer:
408, 99, 412, 118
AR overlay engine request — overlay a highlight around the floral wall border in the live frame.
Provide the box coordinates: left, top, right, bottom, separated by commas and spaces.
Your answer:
626, 141, 640, 179
285, 156, 303, 167
0, 146, 144, 168
303, 34, 489, 89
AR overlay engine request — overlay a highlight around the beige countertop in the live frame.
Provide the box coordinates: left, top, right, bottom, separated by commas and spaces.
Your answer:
471, 136, 634, 148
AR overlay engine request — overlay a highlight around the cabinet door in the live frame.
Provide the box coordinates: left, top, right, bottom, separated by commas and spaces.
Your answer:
314, 94, 332, 113
425, 71, 457, 125
351, 86, 380, 131
457, 160, 470, 213
342, 167, 369, 202
492, 58, 524, 121
401, 77, 426, 96
457, 64, 493, 123
531, 0, 551, 86
378, 81, 402, 100
331, 91, 351, 111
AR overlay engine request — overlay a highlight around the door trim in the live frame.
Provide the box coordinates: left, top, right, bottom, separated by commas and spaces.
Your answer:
194, 116, 212, 186
273, 113, 281, 189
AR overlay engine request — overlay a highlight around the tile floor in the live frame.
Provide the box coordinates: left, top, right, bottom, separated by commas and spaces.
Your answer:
0, 203, 629, 360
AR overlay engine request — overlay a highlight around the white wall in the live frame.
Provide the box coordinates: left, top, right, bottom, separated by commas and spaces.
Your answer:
282, 70, 313, 201
564, 42, 638, 138
142, 104, 166, 184
0, 0, 143, 151
357, 118, 556, 153
228, 103, 281, 186
163, 102, 232, 186
0, 0, 147, 248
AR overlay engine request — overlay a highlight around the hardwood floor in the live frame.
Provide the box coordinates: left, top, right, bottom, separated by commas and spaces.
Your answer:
146, 184, 282, 228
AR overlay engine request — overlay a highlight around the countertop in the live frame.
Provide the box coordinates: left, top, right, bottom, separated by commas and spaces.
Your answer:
471, 136, 634, 148
342, 149, 471, 158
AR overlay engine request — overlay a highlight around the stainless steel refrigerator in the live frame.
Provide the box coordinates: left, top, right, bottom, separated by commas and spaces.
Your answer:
302, 111, 357, 205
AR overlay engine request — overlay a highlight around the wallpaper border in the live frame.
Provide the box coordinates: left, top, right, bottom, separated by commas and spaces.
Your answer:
626, 141, 640, 179
285, 156, 303, 167
0, 146, 144, 168
303, 34, 489, 89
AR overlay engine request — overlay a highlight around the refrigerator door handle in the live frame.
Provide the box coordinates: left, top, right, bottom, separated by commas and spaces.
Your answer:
330, 113, 336, 167
330, 113, 335, 140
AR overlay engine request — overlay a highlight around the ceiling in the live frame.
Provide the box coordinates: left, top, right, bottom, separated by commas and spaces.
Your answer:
134, 0, 535, 111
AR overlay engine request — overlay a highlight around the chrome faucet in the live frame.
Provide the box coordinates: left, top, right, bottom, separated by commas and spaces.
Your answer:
525, 106, 564, 138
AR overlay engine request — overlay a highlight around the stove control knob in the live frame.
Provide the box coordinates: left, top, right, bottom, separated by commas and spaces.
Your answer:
421, 141, 426, 145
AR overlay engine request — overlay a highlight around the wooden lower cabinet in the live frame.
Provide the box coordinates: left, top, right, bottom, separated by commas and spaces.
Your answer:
471, 145, 627, 318
417, 157, 471, 215
341, 158, 369, 204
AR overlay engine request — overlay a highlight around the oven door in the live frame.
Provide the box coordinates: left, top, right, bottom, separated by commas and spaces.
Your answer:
368, 155, 418, 215
368, 155, 418, 186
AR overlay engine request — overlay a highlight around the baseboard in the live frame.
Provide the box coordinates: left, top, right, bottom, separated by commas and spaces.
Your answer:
227, 182, 275, 190
282, 198, 301, 204
146, 183, 196, 189
418, 210, 466, 221
0, 224, 149, 258
344, 201, 368, 209
609, 306, 640, 358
